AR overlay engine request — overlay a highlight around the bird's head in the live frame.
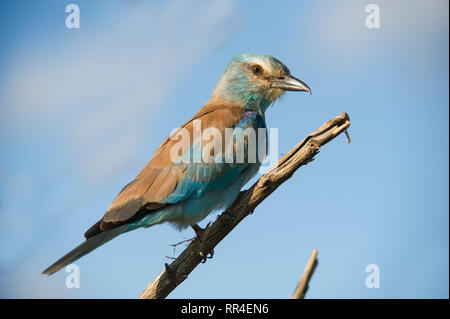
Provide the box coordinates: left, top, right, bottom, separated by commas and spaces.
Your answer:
211, 53, 310, 112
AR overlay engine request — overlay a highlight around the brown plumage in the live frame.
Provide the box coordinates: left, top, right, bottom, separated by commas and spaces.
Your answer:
84, 101, 246, 239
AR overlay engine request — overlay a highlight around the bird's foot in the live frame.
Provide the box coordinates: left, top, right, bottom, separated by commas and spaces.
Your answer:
191, 223, 214, 263
198, 245, 214, 263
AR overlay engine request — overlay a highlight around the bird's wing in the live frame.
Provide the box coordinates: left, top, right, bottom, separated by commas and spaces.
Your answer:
87, 102, 264, 237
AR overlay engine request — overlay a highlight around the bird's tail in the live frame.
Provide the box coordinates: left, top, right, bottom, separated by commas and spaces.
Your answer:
42, 224, 130, 276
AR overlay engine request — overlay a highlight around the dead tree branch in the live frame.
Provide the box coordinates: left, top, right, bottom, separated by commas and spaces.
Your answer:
138, 112, 351, 299
291, 249, 319, 299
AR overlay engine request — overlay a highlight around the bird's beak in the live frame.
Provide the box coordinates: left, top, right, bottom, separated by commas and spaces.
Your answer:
271, 75, 311, 94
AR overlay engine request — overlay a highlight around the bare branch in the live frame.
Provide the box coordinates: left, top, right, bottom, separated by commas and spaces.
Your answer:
291, 249, 319, 299
138, 112, 351, 299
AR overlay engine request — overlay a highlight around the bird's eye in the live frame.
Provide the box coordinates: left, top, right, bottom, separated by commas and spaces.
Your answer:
250, 64, 263, 75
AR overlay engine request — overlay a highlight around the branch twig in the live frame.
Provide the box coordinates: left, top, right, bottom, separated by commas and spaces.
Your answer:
138, 112, 351, 299
291, 249, 319, 299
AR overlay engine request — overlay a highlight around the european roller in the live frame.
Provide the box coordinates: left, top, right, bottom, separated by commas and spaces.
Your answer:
43, 53, 310, 275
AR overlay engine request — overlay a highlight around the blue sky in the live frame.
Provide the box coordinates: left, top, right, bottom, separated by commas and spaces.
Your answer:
0, 0, 448, 298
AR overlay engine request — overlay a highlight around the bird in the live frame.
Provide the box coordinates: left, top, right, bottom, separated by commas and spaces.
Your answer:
42, 53, 311, 275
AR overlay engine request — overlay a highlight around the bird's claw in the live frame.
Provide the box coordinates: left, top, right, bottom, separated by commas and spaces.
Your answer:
191, 223, 214, 263
199, 247, 214, 263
